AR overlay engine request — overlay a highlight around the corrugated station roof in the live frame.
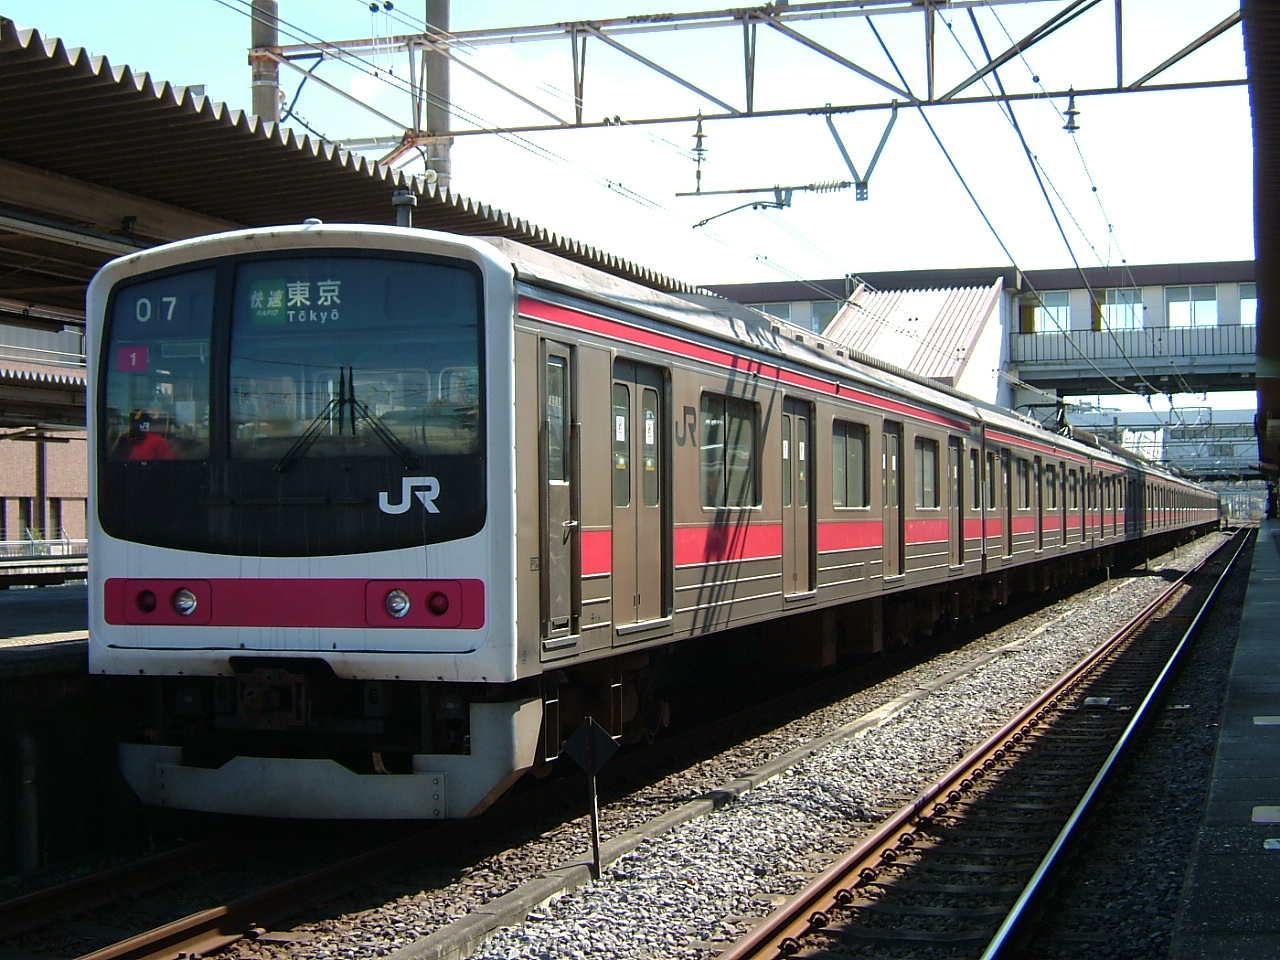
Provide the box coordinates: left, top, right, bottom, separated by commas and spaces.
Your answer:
821, 281, 1004, 386
704, 261, 1255, 309
0, 17, 699, 320
0, 359, 87, 427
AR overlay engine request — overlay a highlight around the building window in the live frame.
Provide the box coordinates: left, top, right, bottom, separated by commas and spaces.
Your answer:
1167, 285, 1218, 328
701, 393, 758, 508
1034, 291, 1071, 333
1101, 288, 1143, 331
832, 419, 869, 508
1241, 283, 1257, 326
750, 302, 792, 323
915, 437, 939, 508
811, 301, 841, 333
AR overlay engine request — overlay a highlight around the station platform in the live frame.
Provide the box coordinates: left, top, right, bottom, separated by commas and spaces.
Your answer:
0, 631, 87, 678
1173, 520, 1280, 959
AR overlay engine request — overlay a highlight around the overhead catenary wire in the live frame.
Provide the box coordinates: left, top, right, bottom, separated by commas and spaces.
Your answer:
219, 0, 697, 222
944, 10, 1166, 393
223, 0, 1217, 413
349, 0, 700, 165
862, 14, 1146, 403
223, 0, 884, 293
979, 2, 1198, 401
938, 10, 1199, 404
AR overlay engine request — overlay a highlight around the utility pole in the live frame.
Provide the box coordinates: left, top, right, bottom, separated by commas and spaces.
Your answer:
424, 0, 452, 191
250, 0, 281, 123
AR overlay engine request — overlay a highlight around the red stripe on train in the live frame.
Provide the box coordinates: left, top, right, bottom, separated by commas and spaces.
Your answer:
519, 297, 968, 431
817, 520, 882, 552
104, 578, 486, 629
674, 523, 783, 566
580, 530, 612, 576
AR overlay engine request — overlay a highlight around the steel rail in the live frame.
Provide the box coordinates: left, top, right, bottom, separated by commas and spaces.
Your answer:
719, 532, 1245, 960
0, 832, 253, 940
979, 526, 1253, 959
70, 821, 450, 960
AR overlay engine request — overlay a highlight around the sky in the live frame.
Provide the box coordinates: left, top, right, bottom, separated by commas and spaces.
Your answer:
2, 0, 1257, 412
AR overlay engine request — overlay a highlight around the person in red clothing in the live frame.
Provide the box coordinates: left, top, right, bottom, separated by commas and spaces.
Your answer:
118, 410, 174, 460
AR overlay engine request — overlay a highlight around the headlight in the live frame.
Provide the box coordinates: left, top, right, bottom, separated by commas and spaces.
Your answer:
172, 588, 198, 616
385, 589, 411, 618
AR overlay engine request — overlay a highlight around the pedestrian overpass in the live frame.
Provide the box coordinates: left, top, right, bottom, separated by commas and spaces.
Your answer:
708, 260, 1260, 481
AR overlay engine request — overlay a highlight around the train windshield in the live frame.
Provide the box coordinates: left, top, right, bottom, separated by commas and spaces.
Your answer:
99, 252, 487, 556
227, 257, 480, 464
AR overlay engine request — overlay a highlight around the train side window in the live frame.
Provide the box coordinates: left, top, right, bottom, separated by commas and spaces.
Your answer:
986, 452, 998, 508
613, 383, 630, 507
641, 387, 660, 507
547, 357, 568, 483
1017, 459, 1031, 508
1045, 464, 1058, 508
914, 437, 939, 508
969, 449, 981, 510
833, 419, 869, 508
701, 393, 758, 508
796, 415, 808, 508
782, 414, 792, 508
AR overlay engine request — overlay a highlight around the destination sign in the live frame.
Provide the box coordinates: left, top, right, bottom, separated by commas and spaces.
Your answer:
249, 278, 343, 325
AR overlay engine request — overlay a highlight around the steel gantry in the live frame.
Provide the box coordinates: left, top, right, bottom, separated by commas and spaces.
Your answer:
250, 0, 1246, 166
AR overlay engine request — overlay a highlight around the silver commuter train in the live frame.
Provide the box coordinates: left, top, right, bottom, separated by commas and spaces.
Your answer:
86, 223, 1220, 819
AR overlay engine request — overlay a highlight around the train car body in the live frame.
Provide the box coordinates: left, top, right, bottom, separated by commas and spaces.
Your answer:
86, 224, 1219, 819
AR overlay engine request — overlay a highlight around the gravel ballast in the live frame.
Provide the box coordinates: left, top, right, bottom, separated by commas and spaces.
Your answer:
226, 533, 1235, 960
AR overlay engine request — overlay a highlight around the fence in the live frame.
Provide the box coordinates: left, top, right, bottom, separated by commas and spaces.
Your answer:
0, 537, 87, 559
1009, 324, 1256, 365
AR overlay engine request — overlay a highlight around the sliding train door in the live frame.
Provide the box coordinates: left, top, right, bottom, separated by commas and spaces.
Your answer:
782, 399, 814, 597
611, 360, 670, 635
948, 437, 964, 567
882, 422, 904, 578
541, 343, 577, 641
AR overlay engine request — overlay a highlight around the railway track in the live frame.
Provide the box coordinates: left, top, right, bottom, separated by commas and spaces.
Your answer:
1, 534, 1236, 960
720, 528, 1251, 960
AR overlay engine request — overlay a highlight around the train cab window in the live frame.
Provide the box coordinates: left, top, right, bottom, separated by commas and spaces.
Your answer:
227, 256, 482, 461
103, 268, 216, 460
613, 383, 631, 507
701, 394, 759, 508
833, 419, 869, 508
914, 437, 940, 508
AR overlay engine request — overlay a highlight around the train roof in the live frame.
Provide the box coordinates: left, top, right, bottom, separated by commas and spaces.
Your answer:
94, 223, 1199, 489
483, 235, 1199, 482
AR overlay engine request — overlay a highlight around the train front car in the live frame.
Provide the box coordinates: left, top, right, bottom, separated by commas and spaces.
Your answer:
86, 224, 533, 819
